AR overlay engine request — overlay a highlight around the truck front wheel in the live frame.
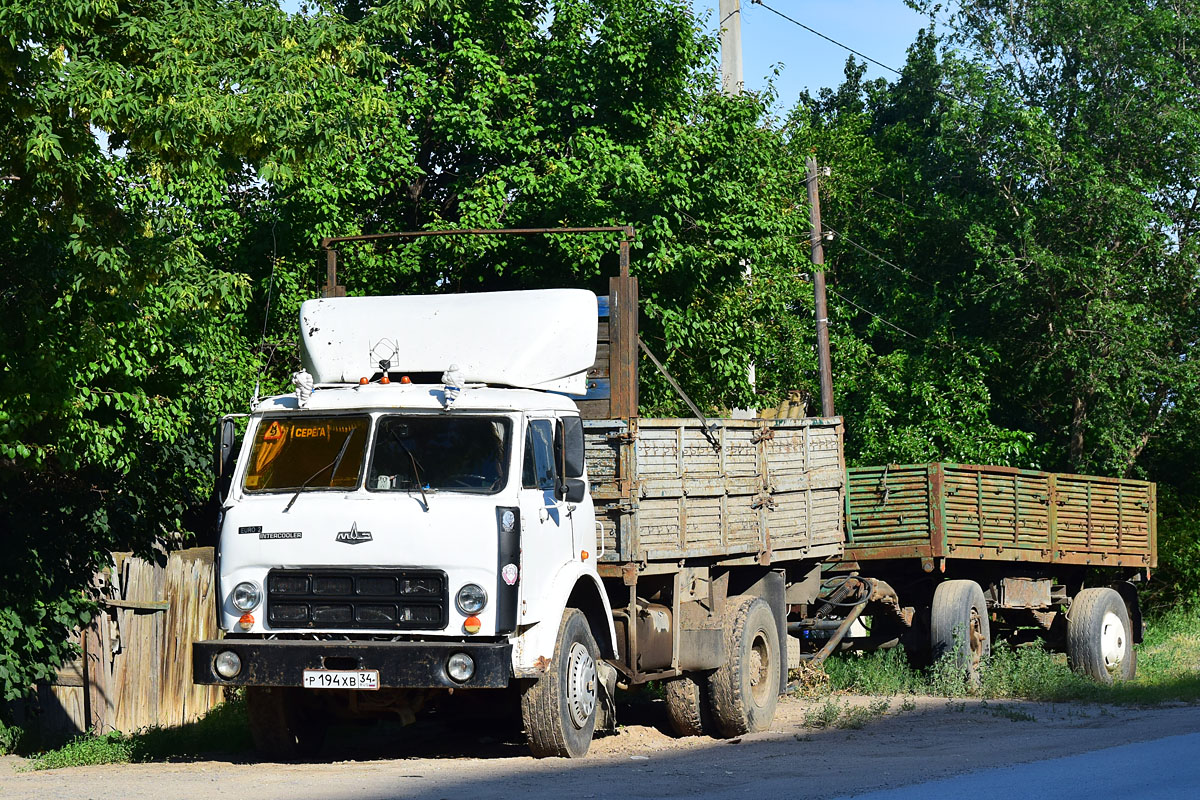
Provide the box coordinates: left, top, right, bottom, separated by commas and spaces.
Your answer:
520, 608, 599, 758
1067, 587, 1137, 683
245, 686, 327, 760
708, 596, 780, 737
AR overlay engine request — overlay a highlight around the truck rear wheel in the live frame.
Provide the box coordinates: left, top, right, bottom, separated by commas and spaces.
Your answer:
520, 608, 599, 758
708, 596, 780, 737
664, 673, 715, 737
930, 580, 990, 687
1067, 587, 1137, 683
245, 686, 327, 760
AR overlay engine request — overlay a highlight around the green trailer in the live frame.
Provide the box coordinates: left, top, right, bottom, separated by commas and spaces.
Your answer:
815, 463, 1156, 684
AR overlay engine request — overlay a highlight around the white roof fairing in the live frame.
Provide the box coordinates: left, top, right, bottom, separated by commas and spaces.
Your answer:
299, 290, 598, 394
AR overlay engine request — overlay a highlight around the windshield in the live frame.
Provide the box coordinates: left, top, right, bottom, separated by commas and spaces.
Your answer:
369, 416, 511, 495
243, 416, 369, 492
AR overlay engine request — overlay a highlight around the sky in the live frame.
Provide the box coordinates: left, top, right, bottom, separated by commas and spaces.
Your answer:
692, 0, 931, 107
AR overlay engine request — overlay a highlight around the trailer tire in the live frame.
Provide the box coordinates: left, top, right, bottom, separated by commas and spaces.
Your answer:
1067, 588, 1137, 683
520, 608, 599, 758
245, 687, 327, 760
930, 580, 990, 687
708, 596, 780, 737
664, 673, 715, 737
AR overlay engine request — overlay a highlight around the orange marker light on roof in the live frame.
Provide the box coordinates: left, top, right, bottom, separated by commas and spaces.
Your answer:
380, 374, 390, 384
463, 616, 482, 635
359, 377, 368, 385
400, 375, 412, 384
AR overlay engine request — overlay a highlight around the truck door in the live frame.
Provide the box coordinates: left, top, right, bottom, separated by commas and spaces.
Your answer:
517, 417, 573, 624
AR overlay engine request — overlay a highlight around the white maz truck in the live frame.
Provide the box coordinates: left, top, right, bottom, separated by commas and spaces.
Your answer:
195, 244, 847, 758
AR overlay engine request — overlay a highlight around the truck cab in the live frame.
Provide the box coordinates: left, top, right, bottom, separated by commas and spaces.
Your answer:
194, 289, 617, 758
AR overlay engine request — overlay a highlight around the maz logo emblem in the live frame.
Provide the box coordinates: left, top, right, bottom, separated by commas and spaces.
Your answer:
335, 522, 373, 545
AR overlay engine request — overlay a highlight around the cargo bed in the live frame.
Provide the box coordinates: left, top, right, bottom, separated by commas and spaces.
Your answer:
843, 463, 1156, 572
586, 417, 846, 566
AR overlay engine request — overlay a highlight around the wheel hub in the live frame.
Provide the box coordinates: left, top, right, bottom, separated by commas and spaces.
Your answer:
566, 641, 597, 729
749, 632, 771, 704
1099, 611, 1127, 672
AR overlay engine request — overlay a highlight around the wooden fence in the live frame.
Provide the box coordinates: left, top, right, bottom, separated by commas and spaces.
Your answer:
22, 547, 225, 739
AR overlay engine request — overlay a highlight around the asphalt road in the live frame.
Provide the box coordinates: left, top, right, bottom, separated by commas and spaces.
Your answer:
3, 695, 1199, 800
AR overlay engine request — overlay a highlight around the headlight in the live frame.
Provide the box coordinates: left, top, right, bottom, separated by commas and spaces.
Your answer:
456, 583, 487, 615
231, 581, 262, 612
447, 652, 475, 682
214, 650, 242, 679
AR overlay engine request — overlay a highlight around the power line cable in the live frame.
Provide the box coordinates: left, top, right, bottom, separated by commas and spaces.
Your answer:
752, 0, 989, 112
826, 287, 920, 339
823, 224, 934, 286
751, 0, 901, 77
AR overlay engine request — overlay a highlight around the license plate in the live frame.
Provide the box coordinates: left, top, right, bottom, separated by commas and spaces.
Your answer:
302, 669, 380, 690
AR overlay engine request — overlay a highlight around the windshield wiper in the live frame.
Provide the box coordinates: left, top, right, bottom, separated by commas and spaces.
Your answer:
283, 431, 355, 513
391, 429, 430, 512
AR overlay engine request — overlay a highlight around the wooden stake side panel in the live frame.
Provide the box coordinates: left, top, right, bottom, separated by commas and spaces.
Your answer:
846, 464, 1156, 568
587, 417, 845, 564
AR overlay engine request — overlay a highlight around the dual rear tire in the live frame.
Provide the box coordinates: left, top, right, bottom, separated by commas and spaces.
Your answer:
665, 595, 780, 738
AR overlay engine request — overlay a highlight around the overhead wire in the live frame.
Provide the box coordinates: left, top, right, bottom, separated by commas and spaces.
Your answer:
751, 0, 993, 112
825, 287, 920, 340
822, 224, 934, 287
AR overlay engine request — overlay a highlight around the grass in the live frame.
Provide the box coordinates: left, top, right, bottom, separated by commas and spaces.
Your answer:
818, 604, 1200, 705
801, 696, 892, 729
21, 696, 252, 771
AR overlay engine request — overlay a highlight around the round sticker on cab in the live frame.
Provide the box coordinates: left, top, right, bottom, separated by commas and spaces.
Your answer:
501, 563, 519, 586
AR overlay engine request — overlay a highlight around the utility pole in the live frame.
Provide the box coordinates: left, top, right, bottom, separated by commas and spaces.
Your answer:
719, 0, 756, 416
719, 0, 743, 96
807, 155, 836, 418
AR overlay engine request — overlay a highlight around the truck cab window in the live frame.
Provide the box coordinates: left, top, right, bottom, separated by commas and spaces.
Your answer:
523, 419, 558, 491
368, 416, 510, 494
243, 416, 369, 492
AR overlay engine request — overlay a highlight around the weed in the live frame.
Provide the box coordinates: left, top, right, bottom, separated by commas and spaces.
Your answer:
0, 719, 23, 755
823, 647, 926, 696
899, 695, 917, 712
823, 604, 1200, 706
985, 703, 1037, 722
23, 697, 251, 771
802, 696, 845, 729
25, 731, 133, 771
836, 697, 891, 729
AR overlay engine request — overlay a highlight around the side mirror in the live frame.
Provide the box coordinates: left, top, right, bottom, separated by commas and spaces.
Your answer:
561, 478, 587, 504
214, 417, 238, 503
562, 416, 585, 478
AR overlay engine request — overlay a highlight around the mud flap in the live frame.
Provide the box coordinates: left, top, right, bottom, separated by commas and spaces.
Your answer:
595, 660, 618, 734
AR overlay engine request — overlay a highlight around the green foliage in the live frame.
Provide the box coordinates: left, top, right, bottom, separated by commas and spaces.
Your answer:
25, 731, 134, 771
21, 697, 250, 768
825, 605, 1200, 704
2, 0, 1199, 715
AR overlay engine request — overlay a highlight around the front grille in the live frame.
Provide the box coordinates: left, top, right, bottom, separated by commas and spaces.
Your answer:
266, 568, 448, 630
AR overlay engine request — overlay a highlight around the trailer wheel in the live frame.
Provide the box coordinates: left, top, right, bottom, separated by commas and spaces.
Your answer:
245, 686, 327, 760
520, 608, 599, 758
664, 673, 716, 737
708, 596, 780, 737
1067, 588, 1137, 683
930, 580, 990, 687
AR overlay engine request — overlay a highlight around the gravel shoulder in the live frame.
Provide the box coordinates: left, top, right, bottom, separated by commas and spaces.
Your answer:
4, 693, 1200, 800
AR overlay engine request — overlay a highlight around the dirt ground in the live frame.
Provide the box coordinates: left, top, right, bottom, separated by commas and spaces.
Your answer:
4, 692, 1200, 800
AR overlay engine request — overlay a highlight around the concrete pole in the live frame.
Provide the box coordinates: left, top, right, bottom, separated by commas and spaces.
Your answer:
719, 0, 743, 96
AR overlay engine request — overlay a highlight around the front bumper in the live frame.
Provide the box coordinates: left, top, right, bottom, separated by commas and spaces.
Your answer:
193, 638, 512, 689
